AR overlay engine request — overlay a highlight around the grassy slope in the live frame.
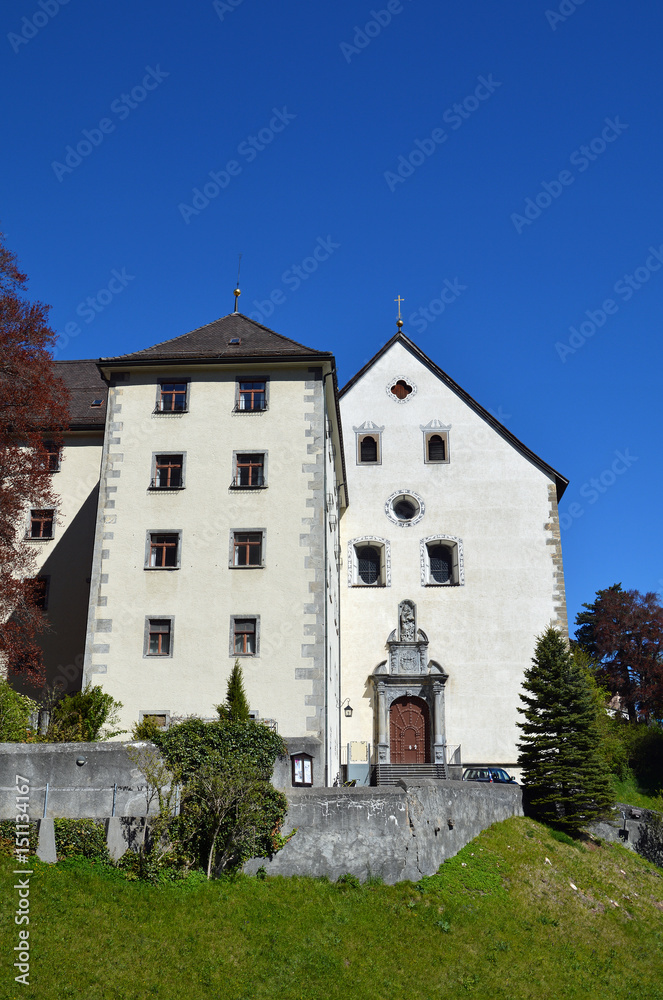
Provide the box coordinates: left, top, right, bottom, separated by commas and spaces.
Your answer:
1, 816, 662, 1000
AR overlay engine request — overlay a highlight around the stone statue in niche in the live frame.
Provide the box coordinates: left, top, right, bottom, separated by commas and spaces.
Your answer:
399, 600, 416, 641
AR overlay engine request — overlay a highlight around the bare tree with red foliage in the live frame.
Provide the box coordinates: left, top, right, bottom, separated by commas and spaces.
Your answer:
0, 232, 69, 688
575, 583, 663, 722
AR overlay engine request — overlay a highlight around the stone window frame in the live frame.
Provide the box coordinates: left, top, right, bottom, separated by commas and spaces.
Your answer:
228, 529, 266, 569
421, 423, 451, 465
26, 508, 56, 540
384, 490, 425, 528
154, 377, 191, 414
143, 616, 175, 658
144, 530, 183, 570
234, 376, 270, 413
231, 450, 269, 488
138, 710, 171, 729
229, 614, 261, 657
347, 536, 391, 588
386, 375, 417, 403
353, 422, 384, 466
149, 451, 187, 490
419, 534, 465, 586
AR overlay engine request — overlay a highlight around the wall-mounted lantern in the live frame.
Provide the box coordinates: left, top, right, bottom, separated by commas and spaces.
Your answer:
342, 699, 353, 718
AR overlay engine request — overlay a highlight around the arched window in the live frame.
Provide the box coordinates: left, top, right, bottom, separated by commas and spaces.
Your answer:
357, 546, 381, 584
360, 435, 378, 463
427, 434, 446, 462
428, 543, 452, 583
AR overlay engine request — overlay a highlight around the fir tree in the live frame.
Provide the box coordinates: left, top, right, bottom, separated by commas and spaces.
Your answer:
222, 660, 251, 723
517, 626, 613, 833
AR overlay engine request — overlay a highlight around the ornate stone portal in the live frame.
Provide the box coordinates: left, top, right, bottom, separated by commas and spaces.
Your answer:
371, 600, 448, 765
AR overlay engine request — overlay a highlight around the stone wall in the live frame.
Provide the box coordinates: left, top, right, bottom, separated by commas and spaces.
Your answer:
1, 745, 523, 883
245, 779, 523, 882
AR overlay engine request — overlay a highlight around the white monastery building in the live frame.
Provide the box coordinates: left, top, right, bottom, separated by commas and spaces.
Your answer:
22, 312, 568, 786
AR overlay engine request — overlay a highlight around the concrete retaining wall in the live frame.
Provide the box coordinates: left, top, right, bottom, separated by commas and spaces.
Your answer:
2, 744, 524, 883
247, 779, 523, 882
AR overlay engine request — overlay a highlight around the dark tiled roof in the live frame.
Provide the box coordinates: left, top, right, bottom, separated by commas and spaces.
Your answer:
55, 359, 107, 427
102, 313, 331, 364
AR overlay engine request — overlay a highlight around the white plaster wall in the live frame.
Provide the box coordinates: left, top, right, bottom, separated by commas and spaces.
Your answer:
24, 434, 103, 694
339, 340, 562, 766
85, 366, 332, 741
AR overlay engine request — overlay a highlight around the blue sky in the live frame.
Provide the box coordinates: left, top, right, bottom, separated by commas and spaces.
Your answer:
2, 0, 662, 629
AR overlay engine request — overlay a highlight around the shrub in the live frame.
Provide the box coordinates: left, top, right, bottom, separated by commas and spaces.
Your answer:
0, 679, 37, 741
46, 685, 124, 742
0, 820, 38, 857
53, 818, 111, 862
635, 810, 663, 869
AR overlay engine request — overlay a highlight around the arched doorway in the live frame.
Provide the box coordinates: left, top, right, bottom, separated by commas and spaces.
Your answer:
389, 696, 430, 764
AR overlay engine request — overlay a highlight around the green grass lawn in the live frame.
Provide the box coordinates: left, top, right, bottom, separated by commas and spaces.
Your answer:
2, 816, 662, 1000
612, 776, 663, 811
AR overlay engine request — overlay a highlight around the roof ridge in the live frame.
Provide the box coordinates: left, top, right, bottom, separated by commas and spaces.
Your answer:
103, 313, 326, 361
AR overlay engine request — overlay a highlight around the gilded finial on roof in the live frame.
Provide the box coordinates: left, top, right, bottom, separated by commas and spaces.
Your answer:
394, 295, 404, 330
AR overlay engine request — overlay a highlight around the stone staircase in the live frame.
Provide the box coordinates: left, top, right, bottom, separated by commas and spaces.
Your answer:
373, 763, 447, 785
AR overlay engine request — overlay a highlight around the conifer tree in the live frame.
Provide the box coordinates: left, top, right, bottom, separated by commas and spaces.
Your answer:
517, 626, 613, 833
223, 659, 251, 723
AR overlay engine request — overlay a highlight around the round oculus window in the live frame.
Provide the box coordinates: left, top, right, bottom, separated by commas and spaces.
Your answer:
385, 490, 425, 526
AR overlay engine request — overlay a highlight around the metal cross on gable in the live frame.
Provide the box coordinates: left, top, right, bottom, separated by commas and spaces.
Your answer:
394, 295, 404, 329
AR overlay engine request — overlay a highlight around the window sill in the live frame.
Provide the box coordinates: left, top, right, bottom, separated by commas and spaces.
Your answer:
25, 536, 54, 542
351, 583, 386, 588
229, 484, 268, 491
229, 565, 265, 570
424, 582, 461, 587
153, 408, 189, 415
147, 485, 186, 492
144, 566, 181, 571
232, 407, 268, 414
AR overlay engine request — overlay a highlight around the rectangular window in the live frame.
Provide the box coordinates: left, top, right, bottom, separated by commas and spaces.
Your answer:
233, 618, 256, 655
233, 532, 263, 566
29, 576, 49, 611
152, 455, 184, 489
236, 380, 267, 411
148, 533, 180, 568
147, 619, 171, 655
234, 453, 265, 487
157, 382, 188, 413
43, 441, 61, 472
28, 509, 54, 539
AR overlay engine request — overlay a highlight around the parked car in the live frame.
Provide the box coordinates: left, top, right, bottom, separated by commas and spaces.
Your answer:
462, 767, 517, 784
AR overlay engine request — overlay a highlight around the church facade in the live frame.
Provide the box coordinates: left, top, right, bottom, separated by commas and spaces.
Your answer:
21, 314, 568, 785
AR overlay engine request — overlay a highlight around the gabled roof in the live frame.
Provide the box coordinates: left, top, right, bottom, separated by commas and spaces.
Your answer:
101, 313, 332, 365
340, 332, 569, 501
55, 359, 108, 428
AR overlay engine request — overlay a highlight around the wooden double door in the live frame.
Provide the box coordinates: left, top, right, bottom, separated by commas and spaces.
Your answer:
389, 696, 430, 764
